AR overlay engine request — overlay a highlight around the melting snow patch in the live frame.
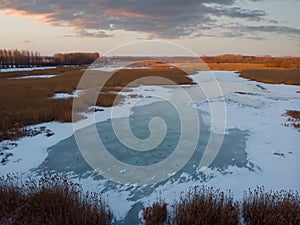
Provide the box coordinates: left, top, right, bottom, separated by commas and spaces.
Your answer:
52, 90, 82, 99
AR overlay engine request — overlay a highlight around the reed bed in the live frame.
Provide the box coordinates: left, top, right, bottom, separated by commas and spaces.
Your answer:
0, 174, 113, 225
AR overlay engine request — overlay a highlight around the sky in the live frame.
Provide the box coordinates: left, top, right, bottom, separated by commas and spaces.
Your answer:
0, 0, 299, 56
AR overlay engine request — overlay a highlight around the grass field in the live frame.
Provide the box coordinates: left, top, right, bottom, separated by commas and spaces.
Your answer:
239, 69, 300, 85
0, 63, 194, 141
207, 63, 277, 71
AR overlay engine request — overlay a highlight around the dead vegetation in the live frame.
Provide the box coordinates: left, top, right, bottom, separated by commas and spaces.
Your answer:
0, 63, 194, 141
243, 187, 300, 225
0, 68, 84, 141
1, 61, 298, 143
0, 174, 113, 225
1, 175, 299, 225
239, 69, 300, 85
171, 186, 240, 225
142, 186, 240, 225
143, 199, 168, 225
283, 110, 300, 130
207, 63, 273, 71
142, 186, 300, 225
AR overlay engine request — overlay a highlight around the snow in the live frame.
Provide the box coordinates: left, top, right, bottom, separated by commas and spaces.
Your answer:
0, 66, 56, 72
51, 90, 83, 99
0, 70, 299, 222
9, 74, 58, 79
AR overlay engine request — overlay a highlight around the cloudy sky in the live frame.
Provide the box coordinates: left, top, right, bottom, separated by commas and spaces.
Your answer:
0, 0, 299, 56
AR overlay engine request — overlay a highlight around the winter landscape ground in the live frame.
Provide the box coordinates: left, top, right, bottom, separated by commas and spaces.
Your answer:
1, 62, 299, 224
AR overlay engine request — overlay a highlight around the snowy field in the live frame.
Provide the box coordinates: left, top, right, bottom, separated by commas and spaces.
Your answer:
1, 70, 299, 223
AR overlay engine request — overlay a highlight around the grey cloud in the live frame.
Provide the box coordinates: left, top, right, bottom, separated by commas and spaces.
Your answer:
64, 30, 112, 38
216, 7, 267, 19
0, 0, 298, 39
222, 25, 300, 40
246, 25, 300, 35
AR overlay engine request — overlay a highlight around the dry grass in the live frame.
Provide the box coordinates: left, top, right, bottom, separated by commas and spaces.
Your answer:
1, 63, 194, 141
0, 68, 85, 141
283, 110, 300, 130
2, 175, 299, 225
0, 174, 113, 225
207, 63, 275, 71
143, 186, 240, 225
243, 187, 300, 225
3, 62, 297, 143
239, 69, 300, 85
173, 186, 240, 225
171, 62, 283, 71
286, 110, 300, 120
101, 64, 194, 87
143, 186, 300, 225
142, 199, 168, 225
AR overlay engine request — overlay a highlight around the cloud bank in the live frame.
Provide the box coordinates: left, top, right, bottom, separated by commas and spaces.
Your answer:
0, 0, 299, 39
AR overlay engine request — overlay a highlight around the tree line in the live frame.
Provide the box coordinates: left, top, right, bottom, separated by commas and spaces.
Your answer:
1, 49, 299, 69
53, 52, 99, 65
0, 49, 100, 69
201, 54, 300, 68
0, 49, 42, 68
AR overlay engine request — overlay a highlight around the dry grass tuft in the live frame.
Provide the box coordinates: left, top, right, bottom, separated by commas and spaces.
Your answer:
173, 186, 240, 225
143, 199, 168, 225
144, 186, 300, 225
0, 174, 113, 225
143, 186, 240, 225
283, 110, 300, 130
243, 187, 300, 225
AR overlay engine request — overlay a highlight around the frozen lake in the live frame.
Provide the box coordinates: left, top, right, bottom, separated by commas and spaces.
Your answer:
1, 71, 299, 224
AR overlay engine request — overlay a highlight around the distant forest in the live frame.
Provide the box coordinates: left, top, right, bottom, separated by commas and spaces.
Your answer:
0, 49, 99, 68
0, 48, 300, 69
201, 54, 300, 68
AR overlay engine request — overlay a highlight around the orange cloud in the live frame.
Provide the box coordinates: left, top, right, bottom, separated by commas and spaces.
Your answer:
1, 9, 53, 24
105, 9, 149, 18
